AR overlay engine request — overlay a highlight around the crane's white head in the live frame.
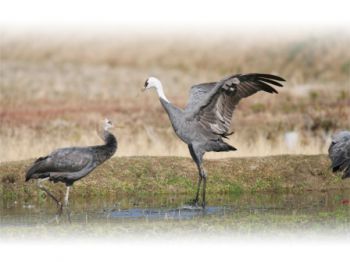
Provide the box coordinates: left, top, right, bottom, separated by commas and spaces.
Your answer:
143, 76, 169, 102
104, 118, 113, 130
144, 76, 161, 91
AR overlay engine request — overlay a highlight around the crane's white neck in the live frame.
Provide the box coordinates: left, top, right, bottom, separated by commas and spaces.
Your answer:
154, 82, 170, 103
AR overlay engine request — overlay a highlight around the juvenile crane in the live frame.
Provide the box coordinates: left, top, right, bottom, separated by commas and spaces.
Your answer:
25, 119, 117, 210
144, 73, 285, 207
328, 131, 350, 179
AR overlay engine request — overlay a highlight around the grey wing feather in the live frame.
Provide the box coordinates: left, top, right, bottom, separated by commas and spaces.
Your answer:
185, 82, 217, 112
26, 147, 93, 180
185, 73, 285, 136
49, 147, 93, 171
25, 130, 116, 183
49, 161, 97, 183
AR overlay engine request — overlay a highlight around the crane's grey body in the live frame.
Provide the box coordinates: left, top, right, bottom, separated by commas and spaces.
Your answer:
328, 131, 350, 179
26, 131, 116, 186
160, 98, 235, 154
144, 73, 285, 207
25, 119, 117, 210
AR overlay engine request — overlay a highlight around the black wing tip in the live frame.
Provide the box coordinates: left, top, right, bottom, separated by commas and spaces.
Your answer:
263, 88, 278, 94
255, 80, 279, 94
256, 73, 286, 82
239, 73, 286, 92
243, 73, 286, 82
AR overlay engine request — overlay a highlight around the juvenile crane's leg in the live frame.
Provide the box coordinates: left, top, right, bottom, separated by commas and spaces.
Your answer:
37, 178, 62, 210
64, 186, 71, 207
64, 186, 72, 224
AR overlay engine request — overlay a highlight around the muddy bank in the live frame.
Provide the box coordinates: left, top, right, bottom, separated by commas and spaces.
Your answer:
0, 155, 349, 200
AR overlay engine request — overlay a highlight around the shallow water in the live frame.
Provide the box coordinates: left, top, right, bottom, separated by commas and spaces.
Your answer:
1, 190, 350, 238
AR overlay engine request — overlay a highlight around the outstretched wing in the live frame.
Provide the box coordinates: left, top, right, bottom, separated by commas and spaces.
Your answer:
185, 73, 285, 136
185, 82, 217, 112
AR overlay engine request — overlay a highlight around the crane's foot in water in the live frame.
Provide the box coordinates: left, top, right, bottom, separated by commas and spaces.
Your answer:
187, 199, 206, 209
65, 208, 72, 224
59, 202, 72, 224
56, 201, 63, 215
53, 205, 72, 224
184, 198, 203, 209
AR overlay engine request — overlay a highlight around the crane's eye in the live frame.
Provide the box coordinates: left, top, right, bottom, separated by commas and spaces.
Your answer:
144, 79, 149, 87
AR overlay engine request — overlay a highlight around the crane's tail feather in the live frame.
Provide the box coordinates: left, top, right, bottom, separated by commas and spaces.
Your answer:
223, 144, 237, 151
212, 131, 234, 139
34, 156, 49, 163
208, 141, 237, 152
25, 156, 50, 181
342, 168, 350, 179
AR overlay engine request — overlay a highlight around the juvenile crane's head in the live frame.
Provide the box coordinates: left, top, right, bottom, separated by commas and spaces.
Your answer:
143, 77, 161, 91
104, 118, 113, 131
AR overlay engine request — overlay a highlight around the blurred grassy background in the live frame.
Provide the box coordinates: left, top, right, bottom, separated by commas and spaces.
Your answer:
0, 29, 349, 162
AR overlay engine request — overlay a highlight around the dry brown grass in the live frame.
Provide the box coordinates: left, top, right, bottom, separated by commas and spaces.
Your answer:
0, 29, 349, 162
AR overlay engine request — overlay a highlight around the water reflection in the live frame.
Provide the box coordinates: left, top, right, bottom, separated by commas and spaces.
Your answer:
108, 206, 227, 220
0, 190, 349, 226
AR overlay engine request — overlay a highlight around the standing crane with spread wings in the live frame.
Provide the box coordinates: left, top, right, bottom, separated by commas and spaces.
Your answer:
143, 73, 285, 207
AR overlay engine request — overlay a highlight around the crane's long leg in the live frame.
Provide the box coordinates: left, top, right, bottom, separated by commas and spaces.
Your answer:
37, 178, 62, 210
188, 145, 201, 205
64, 186, 71, 207
202, 178, 207, 208
194, 175, 202, 204
200, 166, 207, 209
64, 186, 72, 223
188, 144, 206, 208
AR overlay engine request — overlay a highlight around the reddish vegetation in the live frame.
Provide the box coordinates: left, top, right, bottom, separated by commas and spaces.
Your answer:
0, 98, 155, 127
341, 199, 350, 205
